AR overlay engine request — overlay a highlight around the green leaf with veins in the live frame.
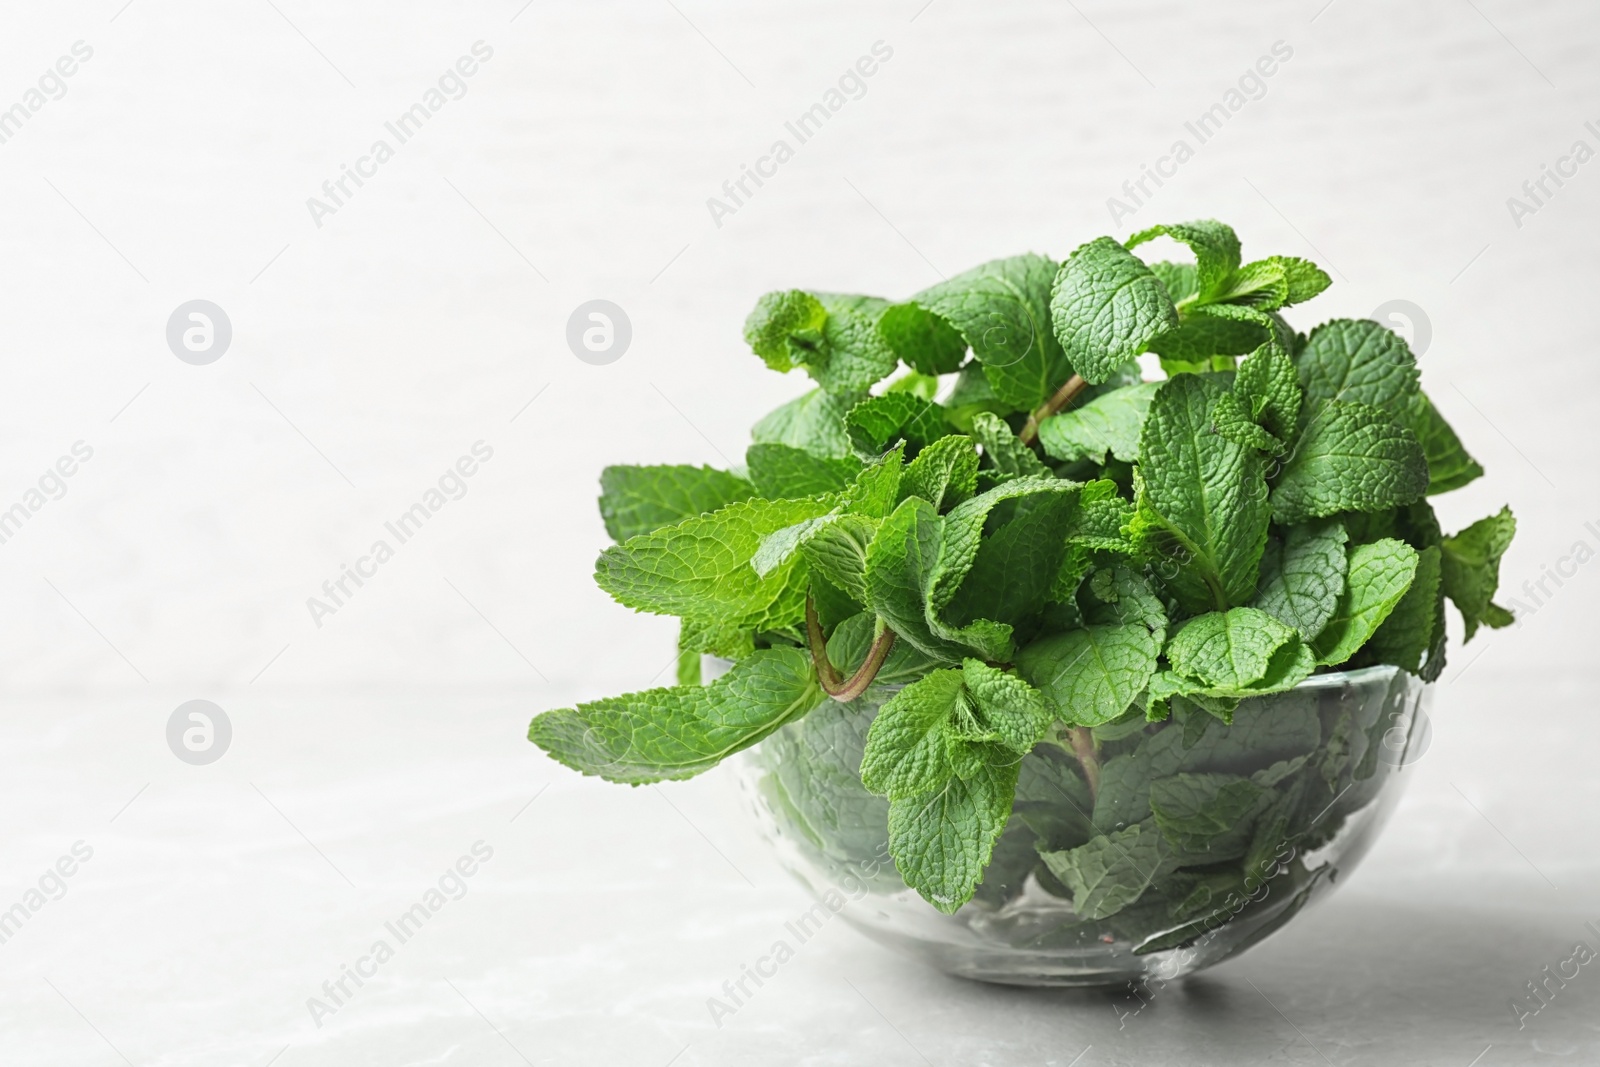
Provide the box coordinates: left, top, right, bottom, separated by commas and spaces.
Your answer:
1404, 391, 1484, 495
1147, 305, 1270, 370
1051, 236, 1179, 384
1251, 520, 1349, 641
1149, 773, 1269, 858
912, 253, 1073, 411
900, 434, 979, 512
1038, 381, 1159, 464
595, 496, 834, 626
1440, 506, 1517, 640
1127, 220, 1242, 302
1313, 538, 1420, 666
860, 669, 965, 799
1015, 623, 1160, 727
942, 491, 1075, 641
864, 496, 960, 661
743, 290, 899, 394
1366, 544, 1442, 673
678, 613, 754, 661
1233, 341, 1301, 442
1134, 375, 1271, 612
1149, 261, 1197, 304
878, 301, 968, 376
962, 659, 1050, 753
1081, 566, 1169, 644
926, 477, 1080, 659
799, 514, 879, 603
598, 464, 755, 542
1209, 392, 1284, 454
1165, 607, 1299, 690
1218, 256, 1331, 309
1295, 318, 1419, 416
1039, 821, 1174, 920
970, 411, 1051, 479
752, 388, 857, 459
844, 393, 949, 456
745, 443, 861, 499
888, 760, 1018, 914
1269, 401, 1429, 523
527, 647, 820, 784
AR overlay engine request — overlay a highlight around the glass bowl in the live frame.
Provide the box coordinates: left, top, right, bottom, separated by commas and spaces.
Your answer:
736, 664, 1429, 987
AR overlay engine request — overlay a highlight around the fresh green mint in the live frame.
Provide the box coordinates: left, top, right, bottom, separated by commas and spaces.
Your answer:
530, 219, 1517, 918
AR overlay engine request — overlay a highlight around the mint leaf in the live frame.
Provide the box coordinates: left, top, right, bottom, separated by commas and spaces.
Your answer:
1366, 544, 1443, 673
744, 291, 899, 394
598, 464, 755, 542
962, 659, 1050, 752
595, 496, 834, 627
1441, 506, 1517, 640
927, 477, 1080, 659
1234, 341, 1301, 441
1269, 401, 1429, 523
1134, 375, 1270, 612
838, 442, 906, 518
1147, 306, 1269, 371
744, 289, 827, 372
1015, 623, 1160, 727
1209, 391, 1284, 454
528, 647, 820, 783
1080, 566, 1169, 644
844, 393, 948, 456
798, 514, 879, 603
864, 496, 957, 660
1251, 520, 1350, 641
888, 761, 1018, 913
970, 411, 1050, 479
878, 301, 968, 376
913, 253, 1072, 410
1313, 537, 1420, 666
1039, 821, 1172, 920
900, 434, 979, 512
860, 669, 965, 799
1149, 773, 1268, 858
752, 388, 856, 459
1219, 256, 1331, 309
1127, 220, 1241, 301
1037, 381, 1159, 464
678, 613, 755, 661
941, 490, 1075, 642
1165, 607, 1299, 690
1404, 391, 1484, 495
1295, 319, 1419, 416
1051, 237, 1179, 384
746, 443, 861, 499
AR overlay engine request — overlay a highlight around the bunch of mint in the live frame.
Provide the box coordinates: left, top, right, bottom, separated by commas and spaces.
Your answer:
528, 219, 1515, 916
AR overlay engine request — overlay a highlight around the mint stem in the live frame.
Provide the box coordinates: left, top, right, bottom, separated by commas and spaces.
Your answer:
805, 596, 897, 703
1019, 374, 1088, 446
1067, 725, 1101, 800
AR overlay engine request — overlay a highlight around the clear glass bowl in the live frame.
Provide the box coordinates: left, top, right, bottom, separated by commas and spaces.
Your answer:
736, 664, 1429, 987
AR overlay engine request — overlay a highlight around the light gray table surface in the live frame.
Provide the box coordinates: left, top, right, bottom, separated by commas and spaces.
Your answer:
1, 0, 1598, 1063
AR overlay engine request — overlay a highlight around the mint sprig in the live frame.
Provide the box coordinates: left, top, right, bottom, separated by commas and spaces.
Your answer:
530, 218, 1518, 916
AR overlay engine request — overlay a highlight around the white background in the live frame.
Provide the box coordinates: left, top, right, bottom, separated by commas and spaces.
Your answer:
0, 1, 1597, 1064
